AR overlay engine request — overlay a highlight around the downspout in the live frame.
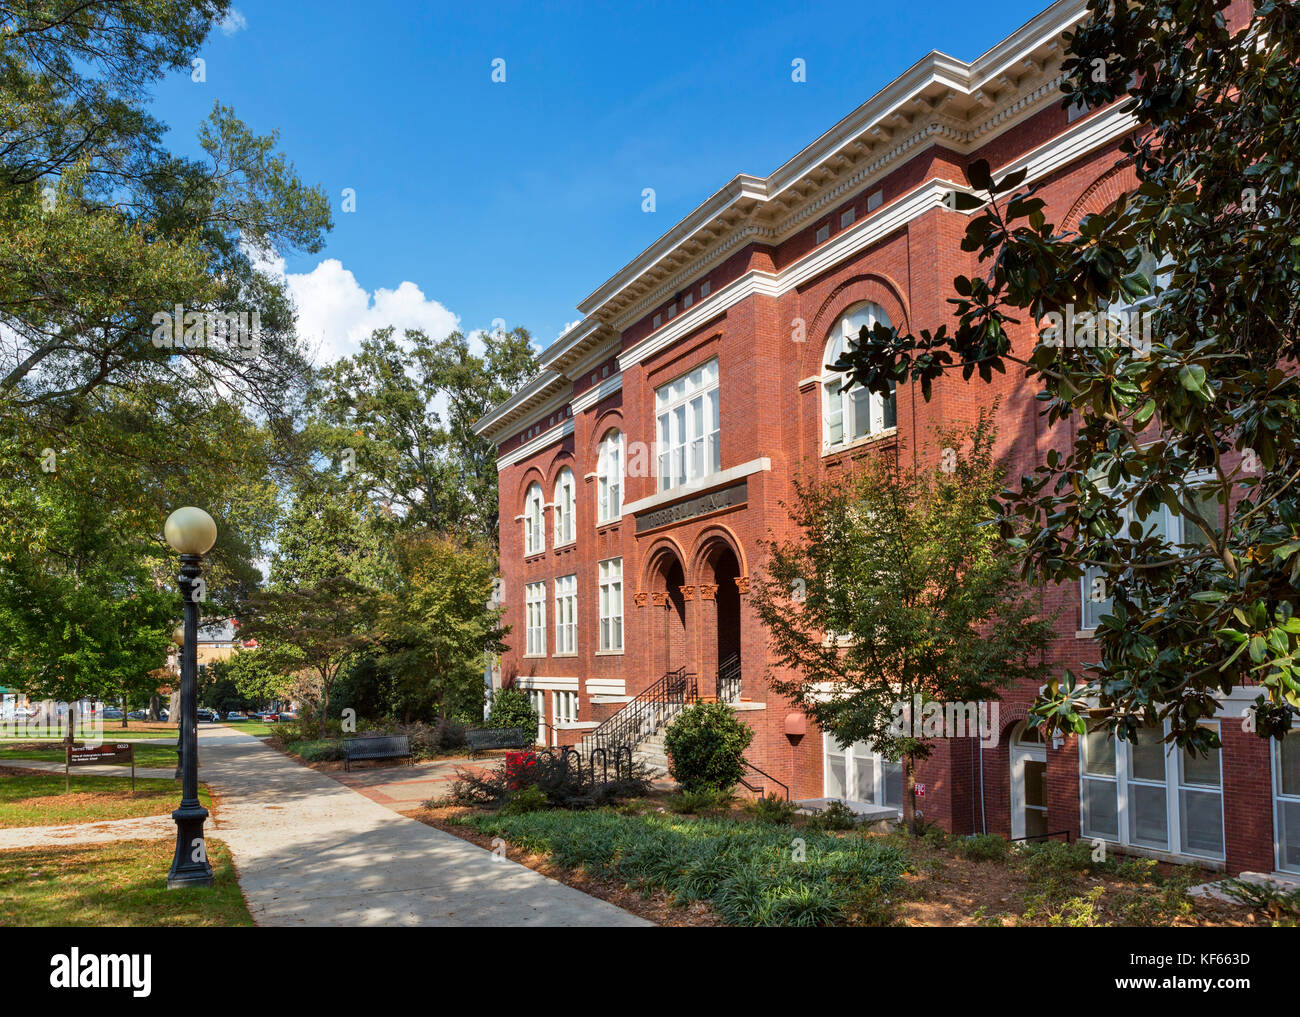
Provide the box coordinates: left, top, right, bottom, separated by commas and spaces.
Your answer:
978, 701, 987, 834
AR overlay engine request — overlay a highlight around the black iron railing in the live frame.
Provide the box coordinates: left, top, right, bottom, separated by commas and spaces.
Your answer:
737, 758, 789, 801
584, 666, 697, 759
716, 653, 742, 703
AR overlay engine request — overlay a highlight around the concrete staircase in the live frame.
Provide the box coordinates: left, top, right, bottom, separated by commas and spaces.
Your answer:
631, 730, 669, 776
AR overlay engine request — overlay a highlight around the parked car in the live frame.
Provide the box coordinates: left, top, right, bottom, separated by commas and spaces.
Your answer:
127, 710, 148, 720
102, 707, 123, 719
196, 708, 217, 723
222, 711, 246, 722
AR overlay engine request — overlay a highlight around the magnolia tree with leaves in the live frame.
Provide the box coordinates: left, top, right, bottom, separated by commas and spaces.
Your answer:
752, 417, 1054, 834
834, 0, 1300, 754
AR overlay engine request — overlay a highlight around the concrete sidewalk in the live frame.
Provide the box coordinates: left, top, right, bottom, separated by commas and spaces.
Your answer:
195, 726, 649, 927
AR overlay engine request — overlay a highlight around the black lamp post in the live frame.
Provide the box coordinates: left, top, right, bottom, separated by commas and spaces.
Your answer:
164, 506, 217, 889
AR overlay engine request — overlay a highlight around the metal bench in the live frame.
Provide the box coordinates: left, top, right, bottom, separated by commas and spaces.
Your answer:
342, 734, 413, 772
465, 727, 529, 758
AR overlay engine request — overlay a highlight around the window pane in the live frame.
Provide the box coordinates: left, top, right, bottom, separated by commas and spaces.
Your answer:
1280, 731, 1300, 797
1082, 568, 1112, 629
1181, 742, 1221, 788
1083, 778, 1119, 838
1129, 729, 1167, 783
883, 760, 903, 809
1024, 760, 1046, 809
850, 385, 871, 439
1129, 783, 1169, 848
1083, 729, 1116, 776
825, 743, 847, 798
883, 383, 897, 430
1179, 788, 1223, 857
1280, 800, 1300, 874
825, 381, 843, 444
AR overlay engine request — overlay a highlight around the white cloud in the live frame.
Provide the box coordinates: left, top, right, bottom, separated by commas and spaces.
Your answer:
559, 319, 582, 338
254, 252, 460, 365
218, 8, 247, 36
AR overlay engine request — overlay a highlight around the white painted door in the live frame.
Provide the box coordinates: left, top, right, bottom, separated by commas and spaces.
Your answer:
1010, 724, 1048, 840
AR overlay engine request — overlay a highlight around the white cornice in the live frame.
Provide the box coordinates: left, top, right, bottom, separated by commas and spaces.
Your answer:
622, 458, 772, 517
496, 418, 575, 471
570, 371, 623, 415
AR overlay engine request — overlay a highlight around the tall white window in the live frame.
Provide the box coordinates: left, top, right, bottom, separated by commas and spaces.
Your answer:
822, 303, 896, 451
655, 358, 720, 492
1080, 721, 1223, 859
524, 482, 545, 556
553, 467, 575, 546
527, 689, 546, 745
1275, 731, 1300, 874
596, 429, 623, 524
598, 557, 623, 652
823, 734, 903, 810
554, 574, 577, 655
553, 691, 578, 726
1081, 478, 1221, 629
524, 581, 546, 656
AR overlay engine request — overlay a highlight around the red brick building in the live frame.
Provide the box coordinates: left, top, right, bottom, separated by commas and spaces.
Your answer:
475, 0, 1297, 877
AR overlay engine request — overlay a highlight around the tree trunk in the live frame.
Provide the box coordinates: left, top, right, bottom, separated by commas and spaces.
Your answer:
148, 694, 160, 721
120, 694, 128, 728
903, 755, 918, 836
64, 700, 76, 748
318, 676, 329, 740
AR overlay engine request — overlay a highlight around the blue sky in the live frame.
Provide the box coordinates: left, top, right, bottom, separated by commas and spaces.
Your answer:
152, 0, 1049, 362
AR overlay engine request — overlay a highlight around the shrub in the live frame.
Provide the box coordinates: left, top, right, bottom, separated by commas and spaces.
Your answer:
957, 833, 1009, 861
1013, 838, 1098, 879
294, 739, 344, 762
501, 785, 550, 815
487, 687, 539, 733
505, 751, 538, 789
804, 800, 858, 831
748, 793, 798, 825
667, 788, 734, 814
447, 749, 652, 810
664, 701, 753, 793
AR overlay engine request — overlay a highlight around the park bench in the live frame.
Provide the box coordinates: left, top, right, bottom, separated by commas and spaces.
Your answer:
465, 727, 529, 758
342, 734, 413, 772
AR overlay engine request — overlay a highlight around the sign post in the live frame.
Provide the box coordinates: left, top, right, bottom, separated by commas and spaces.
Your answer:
65, 743, 135, 793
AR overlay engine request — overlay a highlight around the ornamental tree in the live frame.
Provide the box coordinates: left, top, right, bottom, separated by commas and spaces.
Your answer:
752, 416, 1053, 834
834, 0, 1300, 752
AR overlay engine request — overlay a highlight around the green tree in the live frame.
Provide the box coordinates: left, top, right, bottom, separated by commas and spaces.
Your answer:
834, 0, 1300, 752
307, 325, 538, 542
269, 485, 394, 590
751, 416, 1053, 834
238, 577, 379, 738
377, 532, 505, 723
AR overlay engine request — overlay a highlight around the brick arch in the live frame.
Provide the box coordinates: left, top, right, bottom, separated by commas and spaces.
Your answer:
639, 536, 688, 595
1061, 159, 1138, 234
584, 409, 625, 467
805, 273, 911, 377
512, 465, 548, 507
545, 451, 577, 490
686, 525, 749, 587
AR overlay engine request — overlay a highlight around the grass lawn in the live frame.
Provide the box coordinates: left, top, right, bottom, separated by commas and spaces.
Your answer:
224, 720, 278, 737
1, 720, 180, 739
0, 741, 178, 769
0, 769, 210, 828
413, 798, 1268, 927
0, 838, 251, 926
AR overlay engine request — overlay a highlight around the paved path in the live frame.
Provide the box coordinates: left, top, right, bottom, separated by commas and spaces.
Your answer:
0, 815, 176, 849
331, 757, 470, 811
193, 726, 649, 927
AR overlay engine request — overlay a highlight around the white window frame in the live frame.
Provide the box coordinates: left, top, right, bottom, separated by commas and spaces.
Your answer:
1078, 720, 1224, 860
655, 358, 720, 493
524, 581, 547, 657
554, 573, 577, 656
553, 467, 575, 547
822, 303, 896, 452
553, 690, 579, 727
596, 430, 623, 524
1080, 471, 1220, 630
527, 689, 547, 745
524, 482, 545, 556
822, 733, 903, 812
598, 557, 623, 653
1274, 730, 1300, 875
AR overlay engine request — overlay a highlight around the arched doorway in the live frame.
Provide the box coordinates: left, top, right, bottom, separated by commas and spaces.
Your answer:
697, 540, 742, 700
648, 550, 688, 677
1009, 721, 1047, 840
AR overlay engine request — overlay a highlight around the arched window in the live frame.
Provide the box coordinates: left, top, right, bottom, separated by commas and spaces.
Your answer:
822, 302, 897, 451
524, 482, 545, 555
553, 467, 575, 546
596, 429, 623, 524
